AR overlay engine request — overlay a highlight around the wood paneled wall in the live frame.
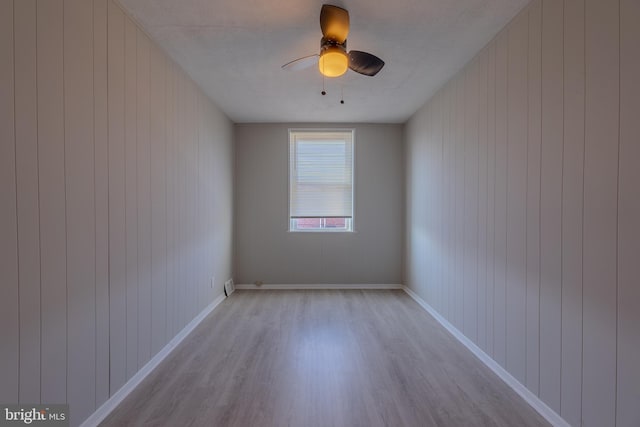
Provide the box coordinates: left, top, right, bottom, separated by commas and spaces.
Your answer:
0, 1, 234, 425
404, 1, 639, 426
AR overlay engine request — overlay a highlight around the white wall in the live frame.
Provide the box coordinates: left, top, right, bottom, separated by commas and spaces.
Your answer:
0, 1, 234, 425
235, 123, 403, 285
404, 0, 640, 426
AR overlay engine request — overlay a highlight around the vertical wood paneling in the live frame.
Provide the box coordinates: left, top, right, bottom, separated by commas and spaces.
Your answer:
434, 92, 444, 314
165, 60, 176, 340
425, 97, 434, 306
37, 0, 67, 404
505, 12, 528, 384
193, 84, 202, 314
2, 0, 233, 422
582, 0, 619, 425
178, 71, 191, 329
449, 78, 457, 327
15, 0, 41, 403
431, 99, 438, 305
454, 74, 465, 331
424, 102, 433, 304
136, 30, 152, 367
0, 0, 19, 404
617, 2, 640, 425
430, 101, 437, 303
123, 15, 138, 381
441, 83, 452, 322
539, 0, 563, 412
476, 51, 488, 352
173, 66, 181, 335
189, 83, 199, 318
493, 32, 508, 368
176, 71, 185, 331
439, 84, 445, 319
107, 0, 127, 393
198, 91, 208, 309
199, 92, 212, 307
172, 62, 180, 337
175, 68, 182, 332
417, 105, 427, 300
485, 42, 496, 359
93, 0, 110, 406
435, 87, 443, 316
561, 0, 585, 424
404, 1, 636, 425
448, 81, 455, 324
181, 76, 189, 322
190, 85, 200, 315
180, 75, 189, 325
183, 73, 192, 328
431, 100, 438, 306
441, 83, 448, 321
463, 61, 479, 343
445, 79, 453, 324
150, 44, 167, 354
188, 76, 196, 320
438, 83, 448, 313
525, 0, 542, 396
428, 98, 437, 309
198, 94, 208, 307
65, 0, 96, 422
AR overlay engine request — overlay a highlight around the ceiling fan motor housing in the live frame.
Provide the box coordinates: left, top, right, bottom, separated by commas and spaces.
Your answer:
320, 36, 346, 51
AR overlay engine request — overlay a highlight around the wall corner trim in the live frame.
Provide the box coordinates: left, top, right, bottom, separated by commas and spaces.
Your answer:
79, 293, 227, 427
402, 286, 570, 427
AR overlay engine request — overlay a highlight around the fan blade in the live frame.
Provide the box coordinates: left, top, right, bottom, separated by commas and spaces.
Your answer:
320, 4, 349, 43
281, 54, 319, 71
348, 50, 385, 76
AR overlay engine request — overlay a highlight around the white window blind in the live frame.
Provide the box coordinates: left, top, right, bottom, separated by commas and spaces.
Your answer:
289, 130, 354, 219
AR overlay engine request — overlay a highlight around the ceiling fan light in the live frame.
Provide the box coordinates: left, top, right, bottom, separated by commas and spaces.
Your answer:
318, 46, 348, 77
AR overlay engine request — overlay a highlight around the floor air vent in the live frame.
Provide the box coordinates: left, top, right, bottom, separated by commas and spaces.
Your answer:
224, 279, 235, 297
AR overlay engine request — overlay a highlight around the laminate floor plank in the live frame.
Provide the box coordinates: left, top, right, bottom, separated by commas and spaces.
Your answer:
100, 290, 548, 427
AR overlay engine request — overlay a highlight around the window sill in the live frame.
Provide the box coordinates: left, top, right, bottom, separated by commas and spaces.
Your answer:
287, 229, 356, 234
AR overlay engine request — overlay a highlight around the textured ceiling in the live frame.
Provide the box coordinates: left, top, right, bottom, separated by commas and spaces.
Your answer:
117, 0, 529, 123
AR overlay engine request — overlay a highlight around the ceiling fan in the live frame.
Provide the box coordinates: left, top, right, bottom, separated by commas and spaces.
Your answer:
282, 4, 385, 78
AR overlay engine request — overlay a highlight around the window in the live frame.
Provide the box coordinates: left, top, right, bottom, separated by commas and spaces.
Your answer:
289, 130, 354, 232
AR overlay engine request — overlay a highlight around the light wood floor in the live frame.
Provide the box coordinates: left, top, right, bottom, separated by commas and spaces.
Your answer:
100, 290, 549, 427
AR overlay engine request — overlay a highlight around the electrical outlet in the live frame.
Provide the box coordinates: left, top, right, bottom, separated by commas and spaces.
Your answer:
210, 276, 215, 288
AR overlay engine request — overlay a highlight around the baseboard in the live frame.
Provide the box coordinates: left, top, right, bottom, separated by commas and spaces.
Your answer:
402, 286, 570, 427
235, 283, 404, 290
80, 293, 227, 427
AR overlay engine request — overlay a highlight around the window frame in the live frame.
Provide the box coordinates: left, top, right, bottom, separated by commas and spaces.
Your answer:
287, 128, 355, 233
